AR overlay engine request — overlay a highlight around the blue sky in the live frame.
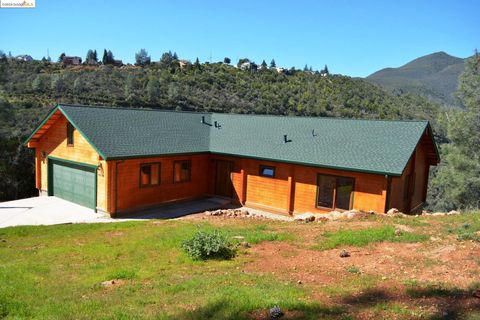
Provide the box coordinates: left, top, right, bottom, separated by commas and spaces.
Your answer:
0, 0, 478, 77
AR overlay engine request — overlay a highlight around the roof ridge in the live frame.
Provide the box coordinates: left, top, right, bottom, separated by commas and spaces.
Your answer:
59, 103, 429, 123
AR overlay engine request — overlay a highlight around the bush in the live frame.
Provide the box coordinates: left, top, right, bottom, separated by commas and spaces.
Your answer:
182, 230, 236, 260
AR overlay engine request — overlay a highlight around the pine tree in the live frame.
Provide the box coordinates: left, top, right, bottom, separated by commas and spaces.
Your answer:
324, 64, 329, 74
58, 52, 65, 63
135, 49, 151, 66
261, 60, 267, 69
223, 57, 231, 64
107, 50, 114, 64
428, 55, 480, 210
270, 59, 276, 68
303, 64, 309, 71
173, 52, 178, 60
194, 57, 201, 69
102, 49, 108, 65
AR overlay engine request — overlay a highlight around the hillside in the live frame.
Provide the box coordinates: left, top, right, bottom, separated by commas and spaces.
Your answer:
366, 52, 466, 107
0, 58, 442, 138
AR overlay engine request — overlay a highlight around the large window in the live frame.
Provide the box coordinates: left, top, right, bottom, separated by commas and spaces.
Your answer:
140, 163, 160, 187
174, 160, 191, 183
316, 174, 354, 210
67, 122, 75, 146
259, 165, 275, 178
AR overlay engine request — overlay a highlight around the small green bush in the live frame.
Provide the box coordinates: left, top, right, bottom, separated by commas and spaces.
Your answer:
182, 230, 236, 260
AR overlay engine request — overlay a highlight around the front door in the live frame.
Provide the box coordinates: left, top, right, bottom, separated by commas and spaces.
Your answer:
215, 160, 234, 198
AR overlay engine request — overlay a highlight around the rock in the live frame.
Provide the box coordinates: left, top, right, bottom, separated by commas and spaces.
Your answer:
447, 210, 460, 215
394, 229, 403, 236
339, 250, 350, 258
294, 213, 315, 222
269, 305, 284, 319
297, 280, 302, 284
316, 216, 329, 222
232, 235, 245, 240
387, 208, 399, 215
240, 241, 251, 248
100, 279, 122, 288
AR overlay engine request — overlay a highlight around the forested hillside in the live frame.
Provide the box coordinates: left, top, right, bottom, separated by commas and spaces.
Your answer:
1, 52, 478, 212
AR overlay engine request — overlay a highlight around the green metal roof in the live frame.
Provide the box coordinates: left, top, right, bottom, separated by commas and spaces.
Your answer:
26, 104, 439, 176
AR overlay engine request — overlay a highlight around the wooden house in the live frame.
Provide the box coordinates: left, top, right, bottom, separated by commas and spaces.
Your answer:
25, 104, 439, 216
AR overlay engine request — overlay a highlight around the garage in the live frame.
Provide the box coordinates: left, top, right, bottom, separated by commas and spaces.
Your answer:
48, 158, 97, 210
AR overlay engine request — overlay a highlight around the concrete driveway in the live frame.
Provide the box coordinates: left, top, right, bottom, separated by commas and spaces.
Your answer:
0, 196, 114, 228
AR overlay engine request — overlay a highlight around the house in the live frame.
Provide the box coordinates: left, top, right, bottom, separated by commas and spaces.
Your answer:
62, 56, 82, 65
16, 55, 34, 62
24, 104, 439, 216
113, 59, 123, 67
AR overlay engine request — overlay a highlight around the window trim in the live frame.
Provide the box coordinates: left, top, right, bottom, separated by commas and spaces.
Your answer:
173, 160, 191, 183
139, 162, 161, 188
259, 165, 276, 178
66, 122, 75, 147
315, 173, 355, 211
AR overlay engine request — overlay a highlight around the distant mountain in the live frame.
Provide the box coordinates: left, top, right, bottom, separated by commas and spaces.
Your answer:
366, 52, 466, 107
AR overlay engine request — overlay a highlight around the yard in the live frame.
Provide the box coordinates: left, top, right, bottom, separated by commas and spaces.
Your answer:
0, 212, 479, 319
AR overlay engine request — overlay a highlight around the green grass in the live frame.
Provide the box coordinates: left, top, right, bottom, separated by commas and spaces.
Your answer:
443, 212, 480, 242
316, 225, 428, 250
0, 220, 342, 319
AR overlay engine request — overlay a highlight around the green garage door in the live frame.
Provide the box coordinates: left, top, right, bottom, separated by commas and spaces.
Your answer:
49, 159, 96, 209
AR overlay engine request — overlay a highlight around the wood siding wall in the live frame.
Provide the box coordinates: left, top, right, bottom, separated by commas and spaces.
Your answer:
110, 154, 210, 214
209, 155, 387, 215
389, 136, 430, 213
34, 114, 108, 212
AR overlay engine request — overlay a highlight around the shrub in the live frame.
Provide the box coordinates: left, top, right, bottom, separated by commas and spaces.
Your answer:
182, 230, 236, 260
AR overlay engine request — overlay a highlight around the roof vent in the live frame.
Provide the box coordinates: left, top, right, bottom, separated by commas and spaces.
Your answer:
284, 135, 292, 143
214, 121, 221, 129
312, 129, 318, 137
201, 116, 205, 124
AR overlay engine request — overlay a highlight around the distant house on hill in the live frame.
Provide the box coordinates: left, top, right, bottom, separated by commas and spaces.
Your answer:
16, 55, 33, 62
113, 59, 123, 67
178, 60, 191, 69
25, 104, 439, 216
62, 56, 82, 65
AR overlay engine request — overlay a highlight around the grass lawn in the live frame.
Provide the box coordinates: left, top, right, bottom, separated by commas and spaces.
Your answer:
0, 213, 479, 319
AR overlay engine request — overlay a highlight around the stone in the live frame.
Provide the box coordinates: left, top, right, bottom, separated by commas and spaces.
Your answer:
240, 241, 251, 248
294, 213, 315, 222
269, 305, 284, 319
447, 210, 460, 215
339, 250, 350, 258
387, 208, 399, 215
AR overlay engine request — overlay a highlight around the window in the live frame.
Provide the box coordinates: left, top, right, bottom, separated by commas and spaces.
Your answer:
67, 122, 74, 146
316, 174, 354, 210
140, 163, 160, 187
174, 160, 191, 183
259, 165, 275, 178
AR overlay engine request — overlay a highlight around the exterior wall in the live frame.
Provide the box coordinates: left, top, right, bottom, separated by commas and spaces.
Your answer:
110, 154, 210, 214
209, 155, 388, 215
389, 138, 431, 213
34, 115, 107, 212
